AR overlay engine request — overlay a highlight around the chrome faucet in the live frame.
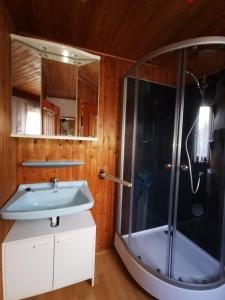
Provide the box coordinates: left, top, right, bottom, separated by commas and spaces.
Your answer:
51, 177, 59, 189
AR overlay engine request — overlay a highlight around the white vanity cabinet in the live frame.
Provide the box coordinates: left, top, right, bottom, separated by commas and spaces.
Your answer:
2, 211, 96, 300
54, 228, 94, 290
3, 236, 54, 300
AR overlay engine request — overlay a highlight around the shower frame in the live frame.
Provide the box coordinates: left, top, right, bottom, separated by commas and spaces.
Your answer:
115, 36, 225, 299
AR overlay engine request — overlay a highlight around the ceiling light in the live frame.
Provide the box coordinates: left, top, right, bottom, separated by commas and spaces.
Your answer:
62, 50, 69, 57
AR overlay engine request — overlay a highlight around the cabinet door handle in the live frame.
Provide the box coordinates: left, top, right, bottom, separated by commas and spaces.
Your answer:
56, 237, 72, 244
33, 242, 50, 248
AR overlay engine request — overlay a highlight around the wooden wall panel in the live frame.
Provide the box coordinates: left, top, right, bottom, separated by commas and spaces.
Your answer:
138, 63, 177, 87
17, 57, 176, 252
0, 0, 17, 293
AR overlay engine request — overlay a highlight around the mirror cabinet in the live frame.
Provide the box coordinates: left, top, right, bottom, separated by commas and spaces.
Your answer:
11, 34, 100, 140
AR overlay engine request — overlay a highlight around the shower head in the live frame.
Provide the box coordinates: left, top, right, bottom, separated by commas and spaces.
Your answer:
186, 71, 210, 108
186, 70, 200, 87
185, 71, 209, 103
185, 70, 203, 98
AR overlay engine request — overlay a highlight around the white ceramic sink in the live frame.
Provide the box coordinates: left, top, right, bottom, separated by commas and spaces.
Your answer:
0, 181, 94, 220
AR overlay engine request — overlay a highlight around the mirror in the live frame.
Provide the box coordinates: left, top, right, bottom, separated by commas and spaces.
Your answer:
10, 34, 100, 140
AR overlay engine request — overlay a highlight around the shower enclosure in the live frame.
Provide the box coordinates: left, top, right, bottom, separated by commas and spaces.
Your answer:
114, 37, 225, 300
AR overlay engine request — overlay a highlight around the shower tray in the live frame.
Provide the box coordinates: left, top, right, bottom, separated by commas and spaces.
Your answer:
123, 225, 219, 284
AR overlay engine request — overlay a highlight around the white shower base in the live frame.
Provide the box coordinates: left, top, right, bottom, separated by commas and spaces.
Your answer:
123, 225, 219, 284
114, 227, 225, 300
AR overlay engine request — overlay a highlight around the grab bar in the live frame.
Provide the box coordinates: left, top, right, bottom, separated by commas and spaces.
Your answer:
98, 169, 132, 188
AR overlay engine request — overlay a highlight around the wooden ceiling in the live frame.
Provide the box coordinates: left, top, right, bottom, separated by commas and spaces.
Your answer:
4, 0, 225, 61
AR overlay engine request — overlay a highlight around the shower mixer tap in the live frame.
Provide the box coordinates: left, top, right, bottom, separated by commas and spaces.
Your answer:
180, 165, 189, 172
164, 164, 189, 172
51, 177, 59, 189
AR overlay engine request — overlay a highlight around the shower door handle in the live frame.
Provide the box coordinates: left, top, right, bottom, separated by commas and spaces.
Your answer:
180, 164, 189, 172
164, 164, 172, 171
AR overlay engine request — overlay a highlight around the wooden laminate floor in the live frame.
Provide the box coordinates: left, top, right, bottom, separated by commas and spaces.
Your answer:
27, 249, 156, 300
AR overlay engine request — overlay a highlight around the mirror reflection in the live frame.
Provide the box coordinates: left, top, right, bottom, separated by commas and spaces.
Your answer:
11, 34, 100, 139
11, 40, 42, 135
42, 58, 78, 136
78, 62, 99, 137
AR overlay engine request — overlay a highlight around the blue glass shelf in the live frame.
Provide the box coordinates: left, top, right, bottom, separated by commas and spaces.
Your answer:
21, 161, 85, 167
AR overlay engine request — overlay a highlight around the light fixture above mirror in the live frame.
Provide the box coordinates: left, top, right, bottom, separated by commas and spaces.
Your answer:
10, 34, 100, 140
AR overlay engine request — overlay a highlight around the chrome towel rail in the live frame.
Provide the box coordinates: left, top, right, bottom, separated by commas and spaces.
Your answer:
98, 169, 132, 188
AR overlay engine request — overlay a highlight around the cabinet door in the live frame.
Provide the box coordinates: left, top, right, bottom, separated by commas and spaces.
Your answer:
53, 227, 95, 289
3, 236, 54, 300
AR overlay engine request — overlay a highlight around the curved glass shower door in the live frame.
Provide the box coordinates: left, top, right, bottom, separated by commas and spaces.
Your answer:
120, 50, 181, 277
119, 39, 225, 288
171, 45, 225, 284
